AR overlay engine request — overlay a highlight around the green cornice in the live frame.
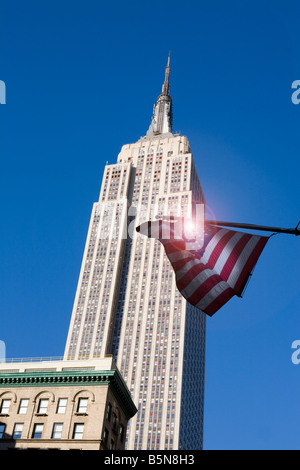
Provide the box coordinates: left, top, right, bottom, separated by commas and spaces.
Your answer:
0, 369, 137, 419
0, 369, 112, 387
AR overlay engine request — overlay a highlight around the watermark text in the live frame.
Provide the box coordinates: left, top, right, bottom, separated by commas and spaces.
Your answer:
291, 340, 300, 365
0, 80, 6, 104
291, 80, 300, 105
0, 341, 6, 363
94, 202, 205, 250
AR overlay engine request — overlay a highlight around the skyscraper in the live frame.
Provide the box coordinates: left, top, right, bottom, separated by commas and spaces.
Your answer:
64, 54, 206, 450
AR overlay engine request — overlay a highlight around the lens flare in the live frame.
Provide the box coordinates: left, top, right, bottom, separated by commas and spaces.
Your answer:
184, 219, 196, 239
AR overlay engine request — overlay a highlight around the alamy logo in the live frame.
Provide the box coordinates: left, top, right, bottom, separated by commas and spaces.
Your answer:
95, 202, 205, 250
291, 80, 300, 105
0, 80, 6, 104
291, 340, 300, 365
0, 341, 6, 363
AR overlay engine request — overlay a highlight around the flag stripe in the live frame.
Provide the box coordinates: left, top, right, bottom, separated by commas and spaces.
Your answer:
195, 280, 231, 311
214, 231, 248, 275
234, 236, 268, 295
175, 258, 203, 282
162, 240, 186, 255
177, 265, 211, 294
204, 287, 235, 316
220, 233, 252, 282
171, 255, 195, 273
201, 228, 229, 263
185, 274, 223, 306
167, 250, 191, 263
205, 229, 236, 268
136, 220, 268, 316
227, 235, 262, 289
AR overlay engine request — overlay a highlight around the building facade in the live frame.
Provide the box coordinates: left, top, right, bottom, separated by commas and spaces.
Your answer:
64, 55, 206, 450
0, 357, 137, 450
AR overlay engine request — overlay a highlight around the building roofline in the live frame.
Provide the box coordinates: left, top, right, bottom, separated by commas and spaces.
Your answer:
0, 363, 137, 420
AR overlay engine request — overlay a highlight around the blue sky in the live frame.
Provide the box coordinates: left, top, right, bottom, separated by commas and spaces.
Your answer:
1, 0, 300, 450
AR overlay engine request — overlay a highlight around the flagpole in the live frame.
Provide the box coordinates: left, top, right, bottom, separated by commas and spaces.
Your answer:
206, 220, 300, 236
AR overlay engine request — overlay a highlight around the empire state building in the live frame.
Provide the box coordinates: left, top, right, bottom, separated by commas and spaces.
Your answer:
64, 54, 206, 450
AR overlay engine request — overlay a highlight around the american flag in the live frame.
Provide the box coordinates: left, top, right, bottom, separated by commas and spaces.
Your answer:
136, 219, 269, 316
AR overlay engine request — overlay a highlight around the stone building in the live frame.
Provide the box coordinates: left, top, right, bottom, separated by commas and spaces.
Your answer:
0, 357, 137, 450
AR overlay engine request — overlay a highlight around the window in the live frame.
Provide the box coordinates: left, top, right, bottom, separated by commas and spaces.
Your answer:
37, 399, 49, 414
0, 399, 11, 414
112, 412, 117, 431
106, 402, 112, 421
103, 427, 109, 446
18, 399, 29, 414
32, 424, 44, 439
52, 423, 63, 439
77, 398, 88, 413
13, 423, 24, 439
56, 398, 67, 414
119, 424, 124, 443
73, 423, 84, 440
110, 439, 115, 450
0, 424, 6, 439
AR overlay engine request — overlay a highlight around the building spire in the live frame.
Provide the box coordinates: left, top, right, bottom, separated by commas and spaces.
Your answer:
146, 52, 173, 136
162, 51, 171, 95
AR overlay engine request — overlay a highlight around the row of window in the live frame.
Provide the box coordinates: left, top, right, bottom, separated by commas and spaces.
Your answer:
0, 397, 88, 416
0, 422, 84, 440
